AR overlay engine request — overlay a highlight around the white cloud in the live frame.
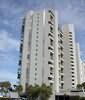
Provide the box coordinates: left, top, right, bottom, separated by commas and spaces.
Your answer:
0, 30, 19, 52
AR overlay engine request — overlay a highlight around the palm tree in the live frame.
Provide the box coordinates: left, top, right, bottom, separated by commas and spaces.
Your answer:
26, 85, 34, 100
26, 84, 52, 100
40, 83, 52, 100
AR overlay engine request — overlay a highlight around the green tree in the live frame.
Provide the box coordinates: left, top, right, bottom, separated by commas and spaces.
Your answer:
0, 81, 11, 96
26, 85, 34, 100
26, 84, 52, 100
14, 84, 23, 96
82, 82, 85, 89
77, 84, 82, 90
40, 84, 52, 100
26, 85, 40, 100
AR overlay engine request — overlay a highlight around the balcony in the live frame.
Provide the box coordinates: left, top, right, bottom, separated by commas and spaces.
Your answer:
48, 21, 53, 25
48, 59, 54, 64
48, 45, 54, 50
49, 65, 54, 69
49, 80, 54, 84
48, 32, 54, 38
49, 74, 54, 79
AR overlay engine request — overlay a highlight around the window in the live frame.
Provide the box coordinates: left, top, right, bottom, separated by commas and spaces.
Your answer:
60, 33, 63, 38
50, 52, 53, 60
18, 60, 21, 65
71, 68, 74, 70
50, 26, 53, 33
69, 32, 72, 34
48, 77, 52, 80
61, 68, 63, 73
50, 39, 53, 46
36, 32, 39, 34
35, 68, 37, 70
49, 10, 54, 17
69, 38, 72, 40
61, 53, 63, 58
50, 15, 53, 21
61, 60, 64, 65
36, 35, 39, 38
36, 44, 38, 47
72, 76, 74, 77
37, 23, 39, 26
35, 53, 38, 56
72, 83, 75, 85
48, 61, 53, 65
69, 44, 73, 46
36, 39, 38, 43
48, 47, 53, 50
35, 73, 37, 76
71, 64, 74, 66
35, 58, 37, 61
71, 61, 74, 63
50, 72, 53, 75
50, 83, 53, 86
27, 54, 30, 59
36, 48, 38, 51
72, 72, 74, 74
61, 76, 64, 81
70, 54, 73, 56
60, 39, 63, 44
69, 41, 72, 43
37, 27, 39, 30
70, 57, 74, 60
48, 33, 53, 37
69, 34, 72, 37
70, 47, 73, 49
22, 25, 24, 33
60, 46, 63, 51
70, 50, 73, 53
35, 63, 37, 65
61, 83, 64, 89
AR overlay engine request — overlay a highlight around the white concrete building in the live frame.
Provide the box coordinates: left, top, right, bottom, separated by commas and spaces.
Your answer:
62, 24, 77, 90
82, 62, 85, 83
18, 10, 84, 98
58, 26, 64, 91
76, 43, 83, 84
18, 9, 59, 99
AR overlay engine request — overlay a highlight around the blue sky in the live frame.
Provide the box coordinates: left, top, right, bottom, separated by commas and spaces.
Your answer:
0, 0, 85, 84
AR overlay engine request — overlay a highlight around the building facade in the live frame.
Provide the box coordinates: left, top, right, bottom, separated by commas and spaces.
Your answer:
62, 24, 77, 90
76, 43, 83, 84
82, 62, 85, 83
18, 10, 84, 98
18, 10, 59, 99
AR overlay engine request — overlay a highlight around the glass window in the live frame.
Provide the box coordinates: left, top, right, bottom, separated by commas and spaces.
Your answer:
50, 52, 53, 60
50, 14, 53, 21
50, 26, 53, 33
60, 33, 63, 38
61, 76, 64, 81
50, 39, 53, 46
72, 83, 75, 85
61, 60, 64, 65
